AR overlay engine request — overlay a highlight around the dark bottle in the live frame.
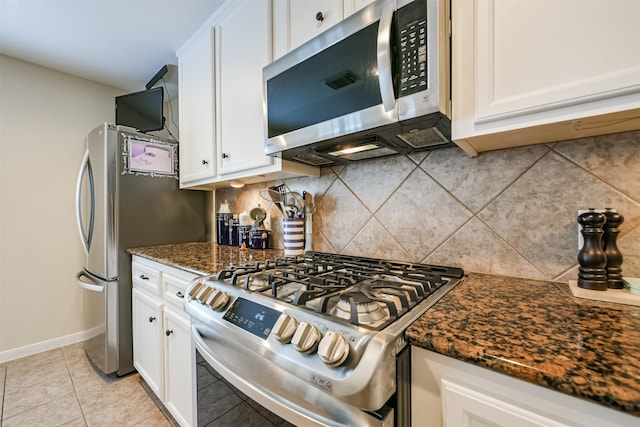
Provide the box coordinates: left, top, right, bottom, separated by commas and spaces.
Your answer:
216, 213, 232, 245
577, 209, 608, 291
228, 218, 240, 247
603, 208, 624, 289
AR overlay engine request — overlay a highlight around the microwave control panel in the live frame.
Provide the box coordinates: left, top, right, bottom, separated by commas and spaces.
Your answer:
397, 1, 428, 97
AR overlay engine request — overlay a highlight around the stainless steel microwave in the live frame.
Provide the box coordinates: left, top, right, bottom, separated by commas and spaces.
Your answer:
263, 0, 451, 166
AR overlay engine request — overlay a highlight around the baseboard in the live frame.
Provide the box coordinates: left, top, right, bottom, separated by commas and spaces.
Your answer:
0, 324, 104, 364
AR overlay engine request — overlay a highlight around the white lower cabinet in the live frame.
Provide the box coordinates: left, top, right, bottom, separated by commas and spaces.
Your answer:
411, 347, 638, 427
132, 288, 164, 398
132, 256, 197, 427
163, 307, 194, 427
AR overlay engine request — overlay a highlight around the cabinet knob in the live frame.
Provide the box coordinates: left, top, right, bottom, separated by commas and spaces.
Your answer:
316, 12, 324, 22
202, 159, 208, 165
139, 274, 149, 280
148, 316, 156, 323
165, 329, 173, 336
221, 153, 229, 159
176, 291, 185, 299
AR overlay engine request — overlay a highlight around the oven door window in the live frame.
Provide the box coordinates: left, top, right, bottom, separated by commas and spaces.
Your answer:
267, 22, 381, 138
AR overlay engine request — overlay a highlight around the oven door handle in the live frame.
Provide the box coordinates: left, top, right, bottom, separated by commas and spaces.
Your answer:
191, 323, 387, 427
191, 324, 326, 426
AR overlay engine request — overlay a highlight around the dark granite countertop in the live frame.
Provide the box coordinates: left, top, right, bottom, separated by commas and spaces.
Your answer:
127, 243, 640, 417
128, 241, 286, 275
406, 273, 640, 417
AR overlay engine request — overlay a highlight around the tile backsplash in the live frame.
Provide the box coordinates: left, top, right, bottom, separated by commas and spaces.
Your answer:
216, 130, 640, 282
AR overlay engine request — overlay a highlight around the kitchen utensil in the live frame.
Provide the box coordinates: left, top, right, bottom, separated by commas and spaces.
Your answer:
249, 206, 266, 222
272, 183, 290, 194
284, 192, 304, 216
260, 188, 302, 218
577, 209, 608, 291
603, 208, 624, 289
260, 188, 286, 215
303, 191, 313, 251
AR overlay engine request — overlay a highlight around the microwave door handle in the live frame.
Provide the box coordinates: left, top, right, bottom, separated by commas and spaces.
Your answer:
75, 149, 95, 255
377, 2, 396, 112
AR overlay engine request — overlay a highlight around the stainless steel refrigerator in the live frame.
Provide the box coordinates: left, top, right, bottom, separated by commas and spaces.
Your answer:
75, 123, 206, 376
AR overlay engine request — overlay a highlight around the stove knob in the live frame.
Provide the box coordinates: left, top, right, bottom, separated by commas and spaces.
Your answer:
198, 286, 214, 303
188, 280, 206, 299
205, 288, 229, 311
318, 330, 350, 367
272, 314, 298, 343
291, 322, 321, 354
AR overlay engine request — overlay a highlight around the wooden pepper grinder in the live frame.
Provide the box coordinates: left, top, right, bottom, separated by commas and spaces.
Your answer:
603, 208, 624, 289
577, 209, 608, 291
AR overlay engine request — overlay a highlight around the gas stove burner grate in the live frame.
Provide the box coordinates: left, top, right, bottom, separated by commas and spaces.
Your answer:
209, 251, 464, 331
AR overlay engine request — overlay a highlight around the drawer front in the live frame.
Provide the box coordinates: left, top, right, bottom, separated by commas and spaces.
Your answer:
163, 273, 190, 313
132, 262, 162, 295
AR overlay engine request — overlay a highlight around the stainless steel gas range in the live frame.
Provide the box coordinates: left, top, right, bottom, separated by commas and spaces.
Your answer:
185, 251, 464, 427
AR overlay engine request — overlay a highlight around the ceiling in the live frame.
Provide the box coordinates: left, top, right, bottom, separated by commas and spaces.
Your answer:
0, 0, 226, 92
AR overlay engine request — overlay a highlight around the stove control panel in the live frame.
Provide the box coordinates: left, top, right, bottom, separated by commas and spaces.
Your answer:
185, 270, 417, 371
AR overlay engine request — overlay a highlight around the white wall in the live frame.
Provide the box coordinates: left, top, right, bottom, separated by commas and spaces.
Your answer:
0, 55, 126, 361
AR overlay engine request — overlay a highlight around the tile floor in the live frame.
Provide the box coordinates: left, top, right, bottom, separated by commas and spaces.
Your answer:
0, 343, 175, 427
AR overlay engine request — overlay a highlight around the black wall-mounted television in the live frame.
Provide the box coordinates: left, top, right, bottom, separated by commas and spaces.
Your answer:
115, 87, 164, 133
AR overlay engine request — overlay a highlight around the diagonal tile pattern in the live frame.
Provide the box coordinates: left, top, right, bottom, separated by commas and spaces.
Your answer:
314, 178, 372, 252
479, 151, 640, 277
554, 131, 640, 200
219, 130, 640, 282
425, 217, 544, 279
0, 344, 174, 427
342, 217, 412, 261
375, 168, 472, 261
420, 143, 550, 213
337, 155, 416, 212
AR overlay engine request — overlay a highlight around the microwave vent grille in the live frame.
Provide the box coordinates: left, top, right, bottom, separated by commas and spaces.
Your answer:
292, 153, 334, 166
397, 127, 448, 149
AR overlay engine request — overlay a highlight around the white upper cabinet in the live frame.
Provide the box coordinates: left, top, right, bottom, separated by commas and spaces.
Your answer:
177, 0, 319, 189
273, 0, 342, 59
452, 0, 640, 156
272, 0, 375, 59
215, 0, 273, 175
178, 27, 216, 185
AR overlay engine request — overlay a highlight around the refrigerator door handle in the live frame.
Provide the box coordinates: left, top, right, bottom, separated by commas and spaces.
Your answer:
76, 271, 104, 292
75, 149, 95, 255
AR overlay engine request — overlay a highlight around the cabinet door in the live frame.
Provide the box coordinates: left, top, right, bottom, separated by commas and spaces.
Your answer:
452, 0, 640, 154
290, 0, 342, 50
178, 26, 216, 184
215, 0, 273, 175
272, 0, 343, 59
163, 308, 194, 427
343, 0, 375, 17
132, 289, 164, 399
442, 379, 569, 427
